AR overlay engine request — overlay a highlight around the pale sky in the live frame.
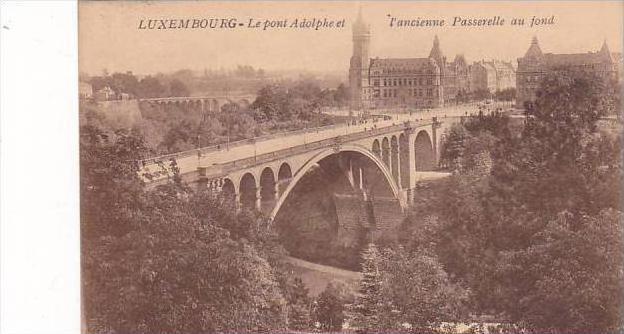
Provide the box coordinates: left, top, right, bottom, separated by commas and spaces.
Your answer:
79, 1, 623, 76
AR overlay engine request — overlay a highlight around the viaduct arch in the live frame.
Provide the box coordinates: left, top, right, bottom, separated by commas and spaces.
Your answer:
269, 144, 402, 221
143, 118, 448, 242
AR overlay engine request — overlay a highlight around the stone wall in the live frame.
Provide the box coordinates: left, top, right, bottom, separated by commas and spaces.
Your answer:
370, 197, 403, 241
333, 194, 366, 247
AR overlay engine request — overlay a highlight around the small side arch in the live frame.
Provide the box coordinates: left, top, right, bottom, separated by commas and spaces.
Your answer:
414, 130, 435, 171
239, 172, 258, 210
372, 139, 381, 157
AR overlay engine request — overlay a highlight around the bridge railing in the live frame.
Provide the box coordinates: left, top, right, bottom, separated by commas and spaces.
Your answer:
213, 121, 434, 175
141, 116, 442, 179
140, 121, 351, 166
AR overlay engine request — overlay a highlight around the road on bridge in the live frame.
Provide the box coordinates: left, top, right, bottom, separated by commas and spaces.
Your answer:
141, 102, 504, 181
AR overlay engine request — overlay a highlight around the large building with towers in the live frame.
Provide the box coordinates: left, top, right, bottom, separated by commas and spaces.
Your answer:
516, 37, 618, 107
348, 10, 470, 110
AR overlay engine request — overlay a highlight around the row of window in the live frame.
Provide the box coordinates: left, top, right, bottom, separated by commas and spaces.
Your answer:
373, 77, 436, 87
372, 88, 435, 98
375, 68, 435, 75
371, 99, 438, 108
522, 74, 543, 83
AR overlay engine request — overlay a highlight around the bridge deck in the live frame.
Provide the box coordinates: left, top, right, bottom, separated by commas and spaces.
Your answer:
140, 104, 488, 182
141, 115, 437, 181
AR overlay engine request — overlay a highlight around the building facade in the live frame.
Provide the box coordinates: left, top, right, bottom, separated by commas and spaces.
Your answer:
94, 86, 116, 101
79, 81, 93, 100
516, 37, 617, 107
469, 60, 516, 93
349, 12, 469, 110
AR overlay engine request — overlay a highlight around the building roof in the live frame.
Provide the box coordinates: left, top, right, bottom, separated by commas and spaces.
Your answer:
352, 5, 370, 35
489, 60, 515, 71
524, 36, 543, 58
369, 58, 438, 72
542, 52, 610, 67
429, 35, 445, 65
521, 37, 613, 67
453, 54, 467, 66
472, 61, 497, 73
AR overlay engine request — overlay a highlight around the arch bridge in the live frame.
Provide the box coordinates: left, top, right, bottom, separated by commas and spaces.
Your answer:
139, 94, 256, 113
141, 116, 453, 242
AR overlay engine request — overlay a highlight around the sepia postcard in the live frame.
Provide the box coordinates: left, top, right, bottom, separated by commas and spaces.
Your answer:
79, 1, 623, 333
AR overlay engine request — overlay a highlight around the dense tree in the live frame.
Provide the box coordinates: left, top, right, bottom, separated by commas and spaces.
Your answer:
379, 246, 469, 332
168, 79, 190, 97
235, 65, 264, 78
351, 243, 384, 332
81, 124, 291, 333
169, 69, 195, 84
472, 88, 492, 101
488, 69, 619, 222
80, 126, 150, 239
494, 88, 516, 101
137, 76, 167, 98
110, 72, 140, 97
334, 83, 350, 106
250, 80, 347, 123
159, 120, 197, 153
250, 85, 288, 121
314, 282, 355, 331
439, 117, 502, 174
290, 79, 322, 101
455, 89, 470, 104
90, 72, 184, 99
499, 209, 623, 333
83, 75, 347, 156
413, 69, 623, 330
439, 123, 467, 170
90, 72, 137, 96
283, 277, 313, 330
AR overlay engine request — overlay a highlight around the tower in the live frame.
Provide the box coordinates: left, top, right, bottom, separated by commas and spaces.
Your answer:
598, 39, 616, 80
349, 7, 370, 110
428, 35, 446, 106
516, 36, 544, 108
428, 35, 446, 68
524, 36, 543, 59
599, 39, 613, 62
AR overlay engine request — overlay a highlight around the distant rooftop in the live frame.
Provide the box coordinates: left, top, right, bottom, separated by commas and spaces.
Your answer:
370, 58, 437, 71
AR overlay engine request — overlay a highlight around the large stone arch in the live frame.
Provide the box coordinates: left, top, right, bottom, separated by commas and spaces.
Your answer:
270, 145, 403, 220
414, 130, 436, 171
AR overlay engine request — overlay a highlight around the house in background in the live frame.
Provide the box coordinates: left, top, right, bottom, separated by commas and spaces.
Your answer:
79, 81, 93, 100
